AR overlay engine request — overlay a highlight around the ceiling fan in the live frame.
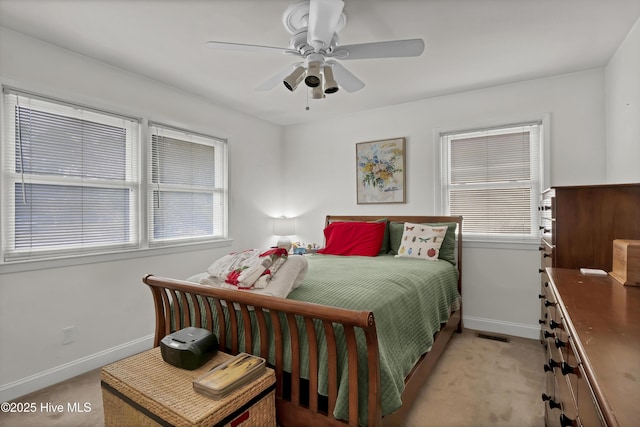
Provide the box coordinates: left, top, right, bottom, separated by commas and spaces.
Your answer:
205, 0, 425, 99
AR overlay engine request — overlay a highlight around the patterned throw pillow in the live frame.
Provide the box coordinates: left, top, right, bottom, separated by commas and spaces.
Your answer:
395, 222, 448, 260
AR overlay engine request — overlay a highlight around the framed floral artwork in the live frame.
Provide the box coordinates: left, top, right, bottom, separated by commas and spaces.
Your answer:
356, 137, 406, 204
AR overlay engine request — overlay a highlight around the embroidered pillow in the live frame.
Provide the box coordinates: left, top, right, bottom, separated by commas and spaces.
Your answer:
395, 222, 448, 260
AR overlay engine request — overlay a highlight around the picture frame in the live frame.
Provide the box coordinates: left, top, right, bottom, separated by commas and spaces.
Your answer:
356, 137, 406, 204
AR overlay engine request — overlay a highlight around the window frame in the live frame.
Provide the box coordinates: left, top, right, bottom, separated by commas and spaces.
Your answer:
148, 122, 228, 247
435, 114, 550, 247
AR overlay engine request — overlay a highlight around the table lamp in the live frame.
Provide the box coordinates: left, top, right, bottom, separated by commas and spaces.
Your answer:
273, 217, 295, 252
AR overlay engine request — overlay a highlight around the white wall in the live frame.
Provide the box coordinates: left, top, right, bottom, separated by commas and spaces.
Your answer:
606, 16, 640, 183
283, 69, 608, 339
0, 28, 283, 401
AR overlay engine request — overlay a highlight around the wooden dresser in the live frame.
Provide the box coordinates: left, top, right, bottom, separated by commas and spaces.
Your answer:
538, 183, 640, 426
539, 184, 640, 344
541, 268, 640, 427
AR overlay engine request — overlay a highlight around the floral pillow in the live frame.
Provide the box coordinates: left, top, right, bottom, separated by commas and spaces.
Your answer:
395, 222, 448, 260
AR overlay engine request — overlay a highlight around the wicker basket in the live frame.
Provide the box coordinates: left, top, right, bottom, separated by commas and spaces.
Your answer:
101, 347, 276, 427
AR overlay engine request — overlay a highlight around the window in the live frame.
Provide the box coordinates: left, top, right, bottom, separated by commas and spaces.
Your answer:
440, 122, 543, 241
1, 88, 229, 264
2, 89, 139, 261
149, 124, 227, 246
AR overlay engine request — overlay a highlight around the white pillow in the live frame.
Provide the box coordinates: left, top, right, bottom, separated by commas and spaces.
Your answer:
395, 222, 448, 260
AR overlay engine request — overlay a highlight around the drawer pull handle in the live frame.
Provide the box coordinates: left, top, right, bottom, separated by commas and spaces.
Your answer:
555, 338, 566, 349
544, 359, 560, 372
543, 331, 554, 339
543, 253, 552, 258
538, 294, 545, 299
545, 300, 557, 307
549, 320, 563, 330
539, 227, 550, 233
560, 414, 577, 427
561, 362, 580, 376
539, 268, 544, 274
541, 393, 561, 410
539, 319, 545, 325
539, 246, 544, 251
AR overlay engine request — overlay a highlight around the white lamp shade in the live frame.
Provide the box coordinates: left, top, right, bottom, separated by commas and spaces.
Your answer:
273, 217, 295, 236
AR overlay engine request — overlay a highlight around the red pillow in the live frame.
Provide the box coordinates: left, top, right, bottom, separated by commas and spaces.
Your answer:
316, 221, 385, 256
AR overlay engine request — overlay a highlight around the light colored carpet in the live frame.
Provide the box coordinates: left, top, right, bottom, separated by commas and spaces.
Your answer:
404, 330, 545, 427
0, 329, 544, 426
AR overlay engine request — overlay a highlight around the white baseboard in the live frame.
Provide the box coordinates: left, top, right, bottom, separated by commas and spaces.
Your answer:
0, 334, 154, 403
463, 315, 540, 340
1, 319, 538, 402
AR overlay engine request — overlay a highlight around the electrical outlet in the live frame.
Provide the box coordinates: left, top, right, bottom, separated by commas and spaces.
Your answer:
62, 326, 75, 345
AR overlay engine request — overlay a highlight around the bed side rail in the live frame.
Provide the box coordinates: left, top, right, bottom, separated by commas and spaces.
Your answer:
143, 274, 382, 427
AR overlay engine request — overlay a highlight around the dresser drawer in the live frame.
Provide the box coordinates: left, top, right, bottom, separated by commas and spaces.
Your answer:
562, 337, 580, 396
543, 346, 563, 427
540, 190, 555, 246
576, 364, 605, 426
543, 338, 581, 427
540, 279, 561, 343
555, 374, 579, 423
561, 338, 606, 426
540, 240, 554, 269
541, 279, 560, 322
540, 190, 554, 219
541, 223, 554, 244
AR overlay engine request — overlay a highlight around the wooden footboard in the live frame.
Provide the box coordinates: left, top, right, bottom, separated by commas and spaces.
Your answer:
143, 274, 383, 427
143, 274, 461, 427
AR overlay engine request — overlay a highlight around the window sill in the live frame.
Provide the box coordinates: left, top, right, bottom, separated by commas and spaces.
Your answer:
0, 239, 233, 275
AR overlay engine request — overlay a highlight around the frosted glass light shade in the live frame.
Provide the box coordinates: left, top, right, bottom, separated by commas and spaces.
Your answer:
274, 217, 295, 251
273, 217, 295, 236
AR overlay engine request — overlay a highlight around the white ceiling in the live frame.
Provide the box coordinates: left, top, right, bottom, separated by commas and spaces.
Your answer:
1, 0, 639, 126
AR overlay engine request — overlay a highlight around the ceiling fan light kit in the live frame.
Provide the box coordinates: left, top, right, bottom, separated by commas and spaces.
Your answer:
206, 0, 425, 99
283, 65, 306, 91
304, 58, 322, 87
311, 83, 325, 99
323, 65, 339, 94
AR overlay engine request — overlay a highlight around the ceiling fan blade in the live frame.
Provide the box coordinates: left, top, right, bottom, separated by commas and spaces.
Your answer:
326, 60, 365, 93
206, 41, 296, 55
332, 39, 425, 60
255, 63, 303, 91
307, 0, 344, 50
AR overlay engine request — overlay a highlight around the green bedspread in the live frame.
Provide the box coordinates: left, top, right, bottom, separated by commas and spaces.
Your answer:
188, 253, 460, 424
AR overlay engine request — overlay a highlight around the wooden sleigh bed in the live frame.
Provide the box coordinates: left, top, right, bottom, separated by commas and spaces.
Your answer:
143, 215, 463, 427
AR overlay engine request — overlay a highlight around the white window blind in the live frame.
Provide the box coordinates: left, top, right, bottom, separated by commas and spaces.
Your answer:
2, 89, 140, 261
149, 123, 227, 246
440, 123, 542, 240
